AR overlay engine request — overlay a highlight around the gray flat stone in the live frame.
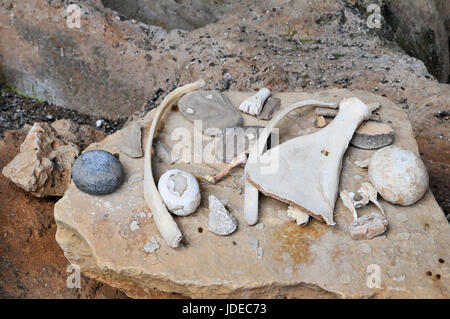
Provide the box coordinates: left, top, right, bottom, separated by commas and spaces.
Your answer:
178, 90, 243, 136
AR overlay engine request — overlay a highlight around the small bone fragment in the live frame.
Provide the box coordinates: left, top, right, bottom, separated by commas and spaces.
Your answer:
155, 140, 180, 164
287, 205, 310, 226
314, 115, 327, 128
341, 189, 388, 240
316, 103, 381, 122
246, 98, 378, 225
206, 151, 247, 184
257, 97, 281, 120
158, 169, 201, 216
349, 212, 389, 240
350, 122, 394, 149
239, 88, 271, 116
144, 80, 205, 248
315, 107, 338, 117
358, 182, 386, 216
208, 195, 238, 236
130, 220, 140, 231
121, 121, 143, 158
340, 190, 359, 221
244, 99, 338, 225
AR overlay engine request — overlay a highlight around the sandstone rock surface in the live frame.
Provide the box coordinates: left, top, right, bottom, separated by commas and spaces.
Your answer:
2, 122, 79, 197
54, 90, 449, 298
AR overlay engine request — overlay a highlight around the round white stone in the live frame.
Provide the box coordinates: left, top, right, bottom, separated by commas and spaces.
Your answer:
368, 145, 429, 206
157, 169, 201, 216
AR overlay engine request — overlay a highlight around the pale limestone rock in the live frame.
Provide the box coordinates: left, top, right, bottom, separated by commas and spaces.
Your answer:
369, 145, 429, 205
121, 121, 143, 158
54, 91, 449, 299
2, 123, 79, 197
349, 212, 389, 240
208, 195, 237, 236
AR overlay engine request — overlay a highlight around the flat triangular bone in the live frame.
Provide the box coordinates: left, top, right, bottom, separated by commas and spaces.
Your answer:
243, 99, 338, 225
246, 97, 378, 225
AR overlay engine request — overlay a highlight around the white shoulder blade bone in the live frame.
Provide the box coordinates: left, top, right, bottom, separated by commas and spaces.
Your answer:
246, 97, 378, 225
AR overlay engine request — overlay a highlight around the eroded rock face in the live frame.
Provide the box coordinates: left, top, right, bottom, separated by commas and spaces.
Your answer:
2, 123, 79, 197
54, 91, 449, 298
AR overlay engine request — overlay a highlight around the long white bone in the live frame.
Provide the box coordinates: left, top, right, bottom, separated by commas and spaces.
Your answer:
144, 80, 205, 248
243, 99, 338, 225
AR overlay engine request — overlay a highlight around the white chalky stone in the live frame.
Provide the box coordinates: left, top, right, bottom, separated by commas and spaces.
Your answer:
208, 195, 237, 236
369, 146, 429, 206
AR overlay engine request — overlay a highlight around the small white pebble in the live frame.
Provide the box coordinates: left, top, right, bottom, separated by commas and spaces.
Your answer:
144, 237, 160, 253
128, 173, 144, 185
95, 119, 103, 127
255, 222, 265, 230
340, 274, 352, 285
185, 107, 195, 115
277, 210, 294, 222
359, 243, 372, 254
395, 213, 409, 223
130, 220, 140, 231
256, 246, 264, 260
134, 211, 147, 219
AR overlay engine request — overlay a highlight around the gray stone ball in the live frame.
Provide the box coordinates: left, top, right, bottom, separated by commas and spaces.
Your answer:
71, 150, 124, 195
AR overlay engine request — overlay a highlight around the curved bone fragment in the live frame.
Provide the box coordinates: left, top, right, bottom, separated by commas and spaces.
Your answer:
243, 99, 338, 225
358, 182, 386, 217
239, 88, 271, 116
340, 190, 359, 220
246, 97, 378, 225
340, 189, 388, 240
144, 80, 205, 248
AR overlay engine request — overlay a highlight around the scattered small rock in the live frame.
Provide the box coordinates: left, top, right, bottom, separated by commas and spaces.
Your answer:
144, 237, 160, 253
359, 243, 372, 254
129, 220, 140, 231
208, 195, 237, 236
255, 222, 265, 230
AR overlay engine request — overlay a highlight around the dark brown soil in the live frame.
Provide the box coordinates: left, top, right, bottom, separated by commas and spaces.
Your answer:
0, 125, 129, 299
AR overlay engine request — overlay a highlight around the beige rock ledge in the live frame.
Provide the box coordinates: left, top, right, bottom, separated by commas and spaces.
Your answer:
54, 90, 449, 298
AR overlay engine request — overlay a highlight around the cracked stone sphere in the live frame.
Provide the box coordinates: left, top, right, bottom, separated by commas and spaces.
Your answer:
71, 150, 124, 195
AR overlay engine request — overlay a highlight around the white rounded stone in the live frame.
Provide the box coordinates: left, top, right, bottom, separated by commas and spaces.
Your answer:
157, 169, 201, 216
368, 145, 429, 206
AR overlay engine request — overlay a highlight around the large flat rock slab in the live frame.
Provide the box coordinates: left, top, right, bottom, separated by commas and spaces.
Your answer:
54, 89, 449, 298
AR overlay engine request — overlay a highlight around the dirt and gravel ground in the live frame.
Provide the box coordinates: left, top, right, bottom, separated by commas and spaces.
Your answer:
0, 90, 127, 139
